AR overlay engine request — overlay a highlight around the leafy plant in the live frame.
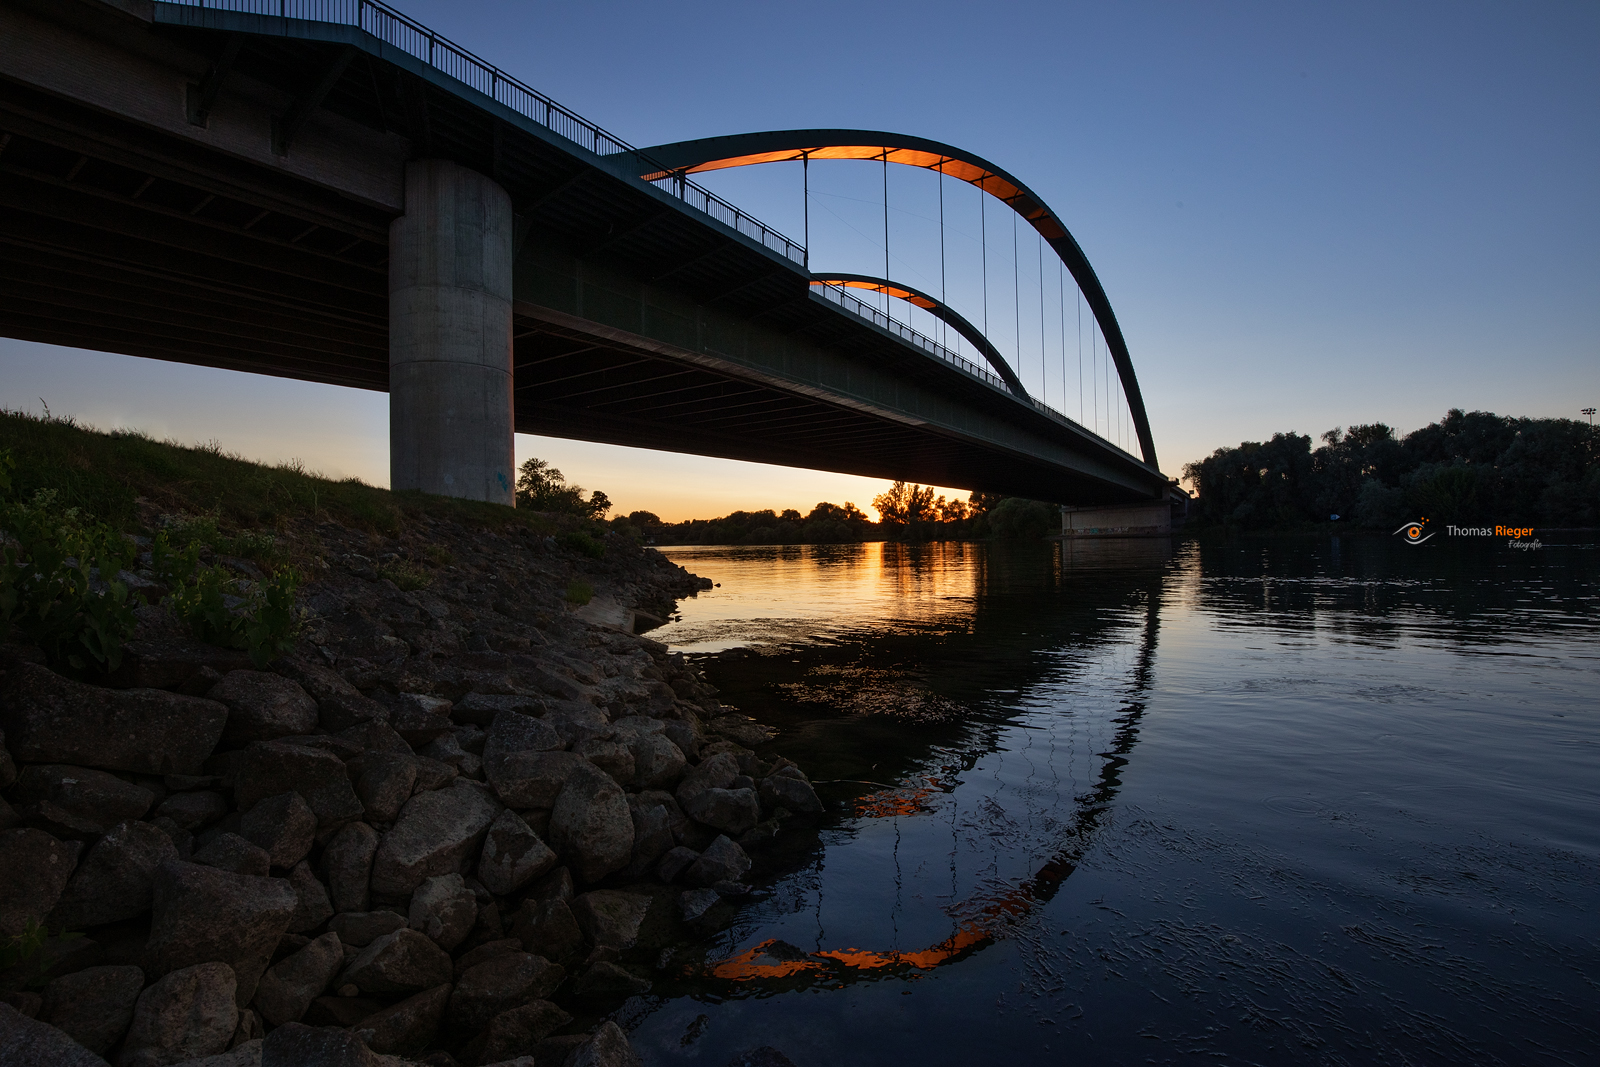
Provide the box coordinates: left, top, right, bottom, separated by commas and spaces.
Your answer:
565, 579, 594, 606
154, 531, 302, 668
0, 919, 82, 989
557, 530, 605, 559
1, 472, 140, 674
378, 558, 431, 591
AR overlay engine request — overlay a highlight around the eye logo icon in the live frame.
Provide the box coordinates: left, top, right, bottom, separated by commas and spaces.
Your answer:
1394, 518, 1434, 545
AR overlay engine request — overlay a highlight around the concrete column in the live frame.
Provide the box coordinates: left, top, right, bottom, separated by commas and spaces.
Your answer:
389, 159, 515, 504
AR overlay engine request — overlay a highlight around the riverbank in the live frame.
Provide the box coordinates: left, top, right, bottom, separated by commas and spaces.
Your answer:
0, 419, 823, 1067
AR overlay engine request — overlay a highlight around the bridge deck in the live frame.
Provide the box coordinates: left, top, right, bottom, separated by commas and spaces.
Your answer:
0, 0, 1169, 504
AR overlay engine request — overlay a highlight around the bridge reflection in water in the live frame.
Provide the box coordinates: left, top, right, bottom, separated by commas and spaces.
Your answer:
641, 539, 1170, 1015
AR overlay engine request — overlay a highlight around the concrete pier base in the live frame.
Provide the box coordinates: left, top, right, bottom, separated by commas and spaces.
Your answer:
389, 159, 515, 504
1059, 501, 1177, 538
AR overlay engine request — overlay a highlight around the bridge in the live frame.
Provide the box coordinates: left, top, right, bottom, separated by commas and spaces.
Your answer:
0, 0, 1178, 516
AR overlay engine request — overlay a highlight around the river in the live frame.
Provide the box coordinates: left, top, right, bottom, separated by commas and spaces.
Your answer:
621, 536, 1598, 1065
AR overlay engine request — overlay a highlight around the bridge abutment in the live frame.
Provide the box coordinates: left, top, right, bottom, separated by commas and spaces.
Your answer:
389, 160, 515, 505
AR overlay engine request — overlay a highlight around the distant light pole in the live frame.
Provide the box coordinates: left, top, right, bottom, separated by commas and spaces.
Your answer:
1584, 407, 1596, 428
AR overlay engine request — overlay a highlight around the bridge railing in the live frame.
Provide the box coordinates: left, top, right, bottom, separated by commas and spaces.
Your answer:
162, 0, 806, 265
814, 283, 1139, 460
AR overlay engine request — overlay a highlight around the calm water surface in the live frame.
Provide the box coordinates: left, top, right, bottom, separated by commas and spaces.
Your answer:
624, 537, 1597, 1065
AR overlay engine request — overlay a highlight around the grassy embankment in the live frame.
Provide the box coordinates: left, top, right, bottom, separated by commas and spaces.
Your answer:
0, 408, 566, 547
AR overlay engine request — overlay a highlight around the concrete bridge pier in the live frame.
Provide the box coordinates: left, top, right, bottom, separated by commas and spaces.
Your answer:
389, 160, 516, 504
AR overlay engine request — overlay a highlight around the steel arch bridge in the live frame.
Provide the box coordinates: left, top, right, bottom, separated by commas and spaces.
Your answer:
632, 130, 1159, 469
0, 0, 1176, 509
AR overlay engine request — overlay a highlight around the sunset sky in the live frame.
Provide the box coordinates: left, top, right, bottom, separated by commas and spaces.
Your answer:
2, 0, 1594, 522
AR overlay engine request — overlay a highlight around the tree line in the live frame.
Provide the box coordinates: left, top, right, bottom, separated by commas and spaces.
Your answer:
1183, 409, 1599, 529
513, 458, 1060, 543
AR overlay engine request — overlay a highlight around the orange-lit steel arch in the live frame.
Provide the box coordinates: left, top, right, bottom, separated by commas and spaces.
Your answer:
634, 130, 1158, 469
809, 274, 1030, 400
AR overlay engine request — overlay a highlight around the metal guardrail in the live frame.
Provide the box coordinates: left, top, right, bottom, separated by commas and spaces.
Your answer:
814, 283, 1138, 459
161, 0, 807, 265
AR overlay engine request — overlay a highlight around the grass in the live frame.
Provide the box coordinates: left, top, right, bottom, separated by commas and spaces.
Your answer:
0, 409, 566, 538
565, 579, 594, 606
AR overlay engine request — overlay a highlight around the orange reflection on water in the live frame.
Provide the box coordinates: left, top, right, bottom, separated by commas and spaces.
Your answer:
854, 778, 942, 819
702, 856, 1067, 985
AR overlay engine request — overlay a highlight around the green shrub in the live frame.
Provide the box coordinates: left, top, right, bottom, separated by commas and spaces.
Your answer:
154, 532, 302, 668
1, 919, 82, 988
1, 457, 140, 674
565, 579, 594, 606
558, 530, 605, 559
378, 559, 431, 591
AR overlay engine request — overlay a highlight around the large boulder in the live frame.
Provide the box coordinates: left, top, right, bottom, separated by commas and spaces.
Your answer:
674, 751, 739, 806
233, 743, 362, 833
369, 782, 500, 898
238, 793, 316, 869
481, 712, 568, 807
320, 822, 378, 914
569, 891, 650, 950
680, 788, 761, 836
477, 1000, 571, 1063
0, 662, 226, 775
572, 739, 633, 785
273, 658, 386, 732
0, 827, 79, 936
120, 962, 239, 1067
759, 774, 823, 815
49, 820, 176, 928
260, 1023, 382, 1067
621, 797, 676, 879
611, 717, 687, 789
154, 792, 229, 832
191, 833, 270, 878
338, 929, 451, 995
350, 753, 417, 824
41, 965, 145, 1056
406, 874, 476, 952
328, 911, 407, 948
354, 983, 450, 1055
477, 810, 557, 896
547, 763, 632, 884
565, 1021, 643, 1067
209, 671, 318, 744
389, 695, 453, 746
285, 861, 334, 934
508, 898, 583, 962
251, 931, 342, 1027
11, 765, 154, 838
446, 952, 564, 1035
145, 861, 297, 1007
682, 836, 751, 887
166, 1040, 262, 1066
451, 692, 543, 727
0, 1000, 112, 1067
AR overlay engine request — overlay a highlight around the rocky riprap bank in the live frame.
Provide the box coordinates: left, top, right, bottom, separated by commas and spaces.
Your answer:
0, 516, 821, 1067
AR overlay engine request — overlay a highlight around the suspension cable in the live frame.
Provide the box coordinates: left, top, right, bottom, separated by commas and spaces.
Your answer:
938, 159, 947, 352
882, 152, 890, 320
1038, 231, 1045, 399
980, 178, 988, 342
1012, 210, 1020, 389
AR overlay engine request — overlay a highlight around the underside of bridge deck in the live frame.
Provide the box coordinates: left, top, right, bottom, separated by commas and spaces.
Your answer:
0, 0, 1169, 505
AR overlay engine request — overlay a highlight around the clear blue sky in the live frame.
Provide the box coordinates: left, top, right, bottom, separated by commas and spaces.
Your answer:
3, 0, 1595, 519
